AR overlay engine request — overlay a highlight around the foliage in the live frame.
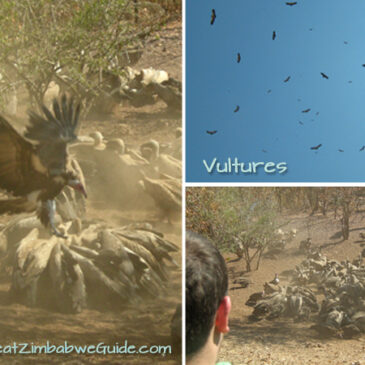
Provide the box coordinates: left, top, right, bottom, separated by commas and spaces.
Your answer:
186, 187, 365, 272
186, 187, 278, 271
0, 0, 173, 112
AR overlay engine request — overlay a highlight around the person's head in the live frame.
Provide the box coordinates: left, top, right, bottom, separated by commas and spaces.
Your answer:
186, 231, 231, 364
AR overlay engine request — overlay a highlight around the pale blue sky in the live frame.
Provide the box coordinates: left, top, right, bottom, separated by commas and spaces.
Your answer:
186, 0, 365, 182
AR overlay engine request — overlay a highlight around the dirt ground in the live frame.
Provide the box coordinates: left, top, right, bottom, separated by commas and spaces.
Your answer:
0, 21, 182, 365
217, 209, 365, 365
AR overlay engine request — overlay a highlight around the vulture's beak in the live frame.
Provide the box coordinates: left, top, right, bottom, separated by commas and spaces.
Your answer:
69, 179, 87, 198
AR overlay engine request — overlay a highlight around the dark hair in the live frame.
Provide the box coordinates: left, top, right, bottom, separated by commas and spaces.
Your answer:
186, 231, 228, 356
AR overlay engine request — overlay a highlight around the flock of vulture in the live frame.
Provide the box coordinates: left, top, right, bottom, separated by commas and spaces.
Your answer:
207, 2, 365, 154
0, 215, 178, 313
245, 249, 365, 339
0, 89, 181, 314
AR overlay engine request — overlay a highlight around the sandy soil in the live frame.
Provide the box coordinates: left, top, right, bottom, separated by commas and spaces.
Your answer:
217, 209, 365, 365
0, 20, 182, 365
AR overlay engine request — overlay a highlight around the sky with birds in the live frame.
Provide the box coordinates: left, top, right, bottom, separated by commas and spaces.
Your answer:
186, 0, 365, 182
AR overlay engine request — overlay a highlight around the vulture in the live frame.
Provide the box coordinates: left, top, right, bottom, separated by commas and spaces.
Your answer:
237, 53, 241, 63
6, 219, 179, 312
299, 121, 304, 125
138, 174, 181, 224
302, 108, 311, 113
320, 72, 329, 79
272, 31, 276, 40
210, 9, 216, 25
310, 144, 322, 150
284, 76, 291, 83
140, 139, 181, 178
234, 105, 240, 113
338, 149, 344, 153
286, 2, 297, 5
360, 146, 365, 152
0, 94, 86, 238
269, 273, 280, 285
206, 130, 217, 135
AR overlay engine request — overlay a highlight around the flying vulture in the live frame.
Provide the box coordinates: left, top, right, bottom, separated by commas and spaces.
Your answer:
360, 146, 365, 151
302, 108, 311, 113
338, 149, 344, 152
299, 121, 304, 125
234, 105, 240, 113
210, 9, 216, 25
0, 94, 86, 237
267, 89, 272, 94
237, 53, 241, 63
272, 31, 276, 40
206, 130, 217, 135
284, 76, 291, 83
286, 2, 297, 5
310, 144, 322, 150
320, 72, 329, 79
262, 149, 268, 153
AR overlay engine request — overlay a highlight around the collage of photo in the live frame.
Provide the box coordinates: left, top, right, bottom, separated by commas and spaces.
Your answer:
0, 1, 363, 365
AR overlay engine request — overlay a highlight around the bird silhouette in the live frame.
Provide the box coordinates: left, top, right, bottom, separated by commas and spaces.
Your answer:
286, 2, 297, 5
210, 9, 216, 25
302, 108, 311, 113
267, 89, 272, 94
272, 31, 276, 40
362, 64, 365, 68
338, 149, 344, 152
310, 144, 322, 150
344, 41, 348, 44
206, 130, 217, 135
299, 121, 304, 125
262, 149, 268, 153
316, 112, 320, 116
237, 53, 241, 63
234, 105, 240, 113
284, 76, 291, 83
320, 72, 329, 79
360, 146, 365, 151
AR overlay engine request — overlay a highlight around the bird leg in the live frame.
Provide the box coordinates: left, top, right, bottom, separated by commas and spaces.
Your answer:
47, 200, 67, 239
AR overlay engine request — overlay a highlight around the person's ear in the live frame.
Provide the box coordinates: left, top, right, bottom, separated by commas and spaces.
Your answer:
215, 296, 231, 334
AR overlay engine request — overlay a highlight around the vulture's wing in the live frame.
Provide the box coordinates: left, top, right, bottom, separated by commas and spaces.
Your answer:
25, 95, 81, 175
25, 94, 81, 144
0, 115, 37, 196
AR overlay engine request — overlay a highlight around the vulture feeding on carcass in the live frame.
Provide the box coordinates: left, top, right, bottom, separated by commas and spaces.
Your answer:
0, 94, 86, 238
4, 219, 179, 313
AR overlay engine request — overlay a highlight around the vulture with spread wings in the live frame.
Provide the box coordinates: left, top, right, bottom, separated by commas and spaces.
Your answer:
0, 94, 86, 237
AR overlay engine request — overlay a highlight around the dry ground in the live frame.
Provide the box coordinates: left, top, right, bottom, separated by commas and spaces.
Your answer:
217, 209, 365, 365
0, 21, 182, 365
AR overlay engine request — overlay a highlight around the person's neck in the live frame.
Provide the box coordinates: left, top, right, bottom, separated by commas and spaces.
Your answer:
187, 330, 221, 365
